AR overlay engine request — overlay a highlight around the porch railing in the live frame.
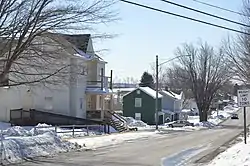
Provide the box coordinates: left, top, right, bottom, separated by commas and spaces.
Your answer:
87, 76, 109, 89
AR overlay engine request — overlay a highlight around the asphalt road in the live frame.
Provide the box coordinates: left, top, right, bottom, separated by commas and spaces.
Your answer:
12, 107, 250, 166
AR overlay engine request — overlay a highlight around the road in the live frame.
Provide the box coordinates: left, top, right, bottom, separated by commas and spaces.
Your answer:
12, 108, 250, 166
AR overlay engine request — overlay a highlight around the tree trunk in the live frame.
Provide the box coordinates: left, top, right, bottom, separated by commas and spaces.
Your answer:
199, 109, 204, 122
203, 112, 208, 121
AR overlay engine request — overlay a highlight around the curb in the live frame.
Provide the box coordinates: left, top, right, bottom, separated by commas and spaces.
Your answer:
195, 122, 249, 164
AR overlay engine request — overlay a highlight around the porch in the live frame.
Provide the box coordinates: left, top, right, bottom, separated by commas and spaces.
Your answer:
85, 78, 113, 121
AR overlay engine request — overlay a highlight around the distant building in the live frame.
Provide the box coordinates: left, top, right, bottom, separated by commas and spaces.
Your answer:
113, 83, 138, 88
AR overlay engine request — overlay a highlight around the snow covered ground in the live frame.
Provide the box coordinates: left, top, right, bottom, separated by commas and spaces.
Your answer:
0, 104, 238, 165
68, 131, 160, 150
206, 137, 250, 166
187, 105, 240, 127
123, 116, 206, 131
0, 126, 79, 165
0, 122, 161, 165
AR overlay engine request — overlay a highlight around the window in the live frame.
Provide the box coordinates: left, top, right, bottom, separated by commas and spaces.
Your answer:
87, 96, 92, 109
99, 95, 102, 109
45, 97, 53, 110
80, 98, 83, 109
135, 98, 142, 107
99, 68, 104, 77
135, 113, 141, 120
136, 90, 140, 94
0, 59, 9, 86
81, 66, 88, 75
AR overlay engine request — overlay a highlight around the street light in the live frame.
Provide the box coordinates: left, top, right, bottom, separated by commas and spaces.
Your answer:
155, 54, 191, 130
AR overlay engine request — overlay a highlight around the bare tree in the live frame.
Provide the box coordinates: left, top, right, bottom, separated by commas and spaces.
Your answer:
150, 64, 168, 89
164, 66, 193, 108
122, 77, 138, 84
0, 0, 117, 87
171, 42, 231, 122
223, 0, 250, 83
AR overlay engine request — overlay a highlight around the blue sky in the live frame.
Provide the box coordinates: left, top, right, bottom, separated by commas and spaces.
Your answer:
94, 0, 243, 82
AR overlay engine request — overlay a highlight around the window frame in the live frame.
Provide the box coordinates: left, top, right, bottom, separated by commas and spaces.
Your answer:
134, 98, 142, 107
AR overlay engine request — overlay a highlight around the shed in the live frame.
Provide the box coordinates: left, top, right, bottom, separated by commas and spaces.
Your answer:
122, 87, 163, 125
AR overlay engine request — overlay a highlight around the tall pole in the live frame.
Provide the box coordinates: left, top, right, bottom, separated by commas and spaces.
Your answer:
110, 70, 113, 90
244, 106, 247, 144
155, 55, 159, 130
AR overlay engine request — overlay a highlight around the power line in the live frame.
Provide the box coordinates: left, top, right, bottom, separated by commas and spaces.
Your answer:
119, 0, 250, 36
192, 0, 248, 17
160, 0, 250, 28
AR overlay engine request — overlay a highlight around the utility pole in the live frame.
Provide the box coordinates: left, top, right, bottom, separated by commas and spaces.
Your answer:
244, 106, 247, 144
154, 54, 190, 130
155, 55, 159, 130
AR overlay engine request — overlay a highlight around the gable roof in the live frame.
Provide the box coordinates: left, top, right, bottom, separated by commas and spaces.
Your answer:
161, 90, 183, 100
124, 87, 163, 99
61, 34, 91, 53
94, 54, 107, 63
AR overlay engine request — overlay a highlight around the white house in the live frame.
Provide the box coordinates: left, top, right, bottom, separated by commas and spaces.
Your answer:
0, 33, 111, 122
160, 90, 185, 121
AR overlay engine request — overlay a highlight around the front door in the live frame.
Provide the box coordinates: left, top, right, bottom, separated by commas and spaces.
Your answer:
159, 115, 164, 125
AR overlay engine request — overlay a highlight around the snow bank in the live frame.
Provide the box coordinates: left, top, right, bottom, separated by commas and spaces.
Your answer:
3, 126, 32, 137
1, 123, 102, 138
206, 137, 250, 166
194, 121, 217, 128
0, 123, 107, 164
187, 105, 240, 127
2, 132, 78, 164
123, 117, 148, 127
68, 131, 157, 149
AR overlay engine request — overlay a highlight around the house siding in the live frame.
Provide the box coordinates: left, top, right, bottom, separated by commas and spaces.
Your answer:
162, 94, 175, 111
123, 90, 162, 125
162, 95, 183, 111
0, 35, 91, 122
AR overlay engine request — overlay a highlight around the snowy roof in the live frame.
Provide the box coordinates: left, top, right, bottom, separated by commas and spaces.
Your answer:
161, 90, 183, 100
94, 54, 107, 63
124, 87, 163, 99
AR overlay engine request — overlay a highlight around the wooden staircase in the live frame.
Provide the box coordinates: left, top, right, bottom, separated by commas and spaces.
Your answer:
105, 110, 128, 132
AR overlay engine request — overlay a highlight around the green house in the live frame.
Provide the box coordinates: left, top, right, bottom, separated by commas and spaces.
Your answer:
122, 87, 163, 125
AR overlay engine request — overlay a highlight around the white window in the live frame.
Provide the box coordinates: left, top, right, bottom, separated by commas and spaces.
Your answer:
99, 95, 102, 109
135, 113, 141, 120
135, 98, 142, 107
45, 97, 53, 110
136, 90, 140, 94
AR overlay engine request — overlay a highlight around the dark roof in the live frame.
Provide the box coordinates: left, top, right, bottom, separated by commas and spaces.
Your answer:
61, 34, 91, 53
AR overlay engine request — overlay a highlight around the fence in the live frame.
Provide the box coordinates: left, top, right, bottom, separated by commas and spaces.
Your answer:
33, 124, 106, 138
